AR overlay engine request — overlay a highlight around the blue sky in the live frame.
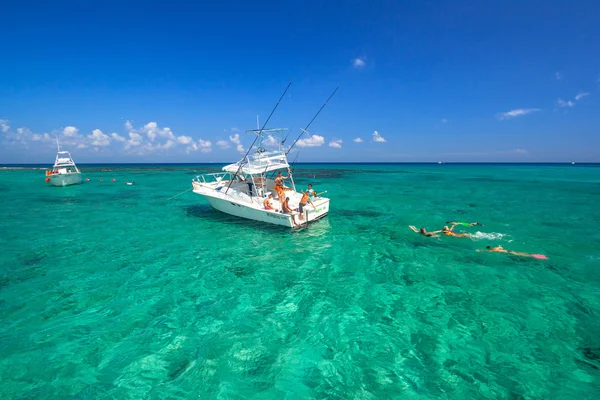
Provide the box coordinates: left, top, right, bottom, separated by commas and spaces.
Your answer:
1, 0, 599, 163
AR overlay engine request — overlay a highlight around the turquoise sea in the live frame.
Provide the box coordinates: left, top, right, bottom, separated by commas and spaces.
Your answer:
1, 163, 599, 398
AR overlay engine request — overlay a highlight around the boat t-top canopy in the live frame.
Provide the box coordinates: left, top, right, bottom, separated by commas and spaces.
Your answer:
53, 151, 77, 167
223, 150, 289, 175
222, 128, 292, 175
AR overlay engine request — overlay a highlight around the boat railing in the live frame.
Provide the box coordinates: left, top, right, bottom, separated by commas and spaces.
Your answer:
193, 172, 233, 184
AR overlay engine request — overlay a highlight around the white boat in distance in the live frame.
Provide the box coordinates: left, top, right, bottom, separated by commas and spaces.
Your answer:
192, 128, 330, 228
45, 141, 83, 187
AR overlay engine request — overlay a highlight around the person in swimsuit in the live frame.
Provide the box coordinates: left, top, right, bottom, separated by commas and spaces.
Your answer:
409, 226, 441, 237
274, 172, 289, 203
297, 191, 316, 220
307, 184, 317, 200
263, 193, 274, 210
441, 225, 471, 238
446, 221, 483, 227
281, 197, 298, 226
477, 245, 547, 259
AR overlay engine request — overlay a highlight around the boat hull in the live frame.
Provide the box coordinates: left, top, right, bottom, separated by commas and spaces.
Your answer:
48, 173, 83, 187
195, 189, 329, 228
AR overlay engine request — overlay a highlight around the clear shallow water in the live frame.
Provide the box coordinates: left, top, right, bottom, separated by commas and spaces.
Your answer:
1, 163, 599, 398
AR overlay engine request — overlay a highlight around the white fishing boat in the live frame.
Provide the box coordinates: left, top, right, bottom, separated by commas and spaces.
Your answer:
45, 141, 83, 187
192, 128, 330, 228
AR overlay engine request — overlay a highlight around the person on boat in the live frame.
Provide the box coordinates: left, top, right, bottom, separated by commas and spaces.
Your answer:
263, 193, 274, 210
297, 191, 316, 220
274, 171, 290, 201
408, 226, 441, 237
281, 197, 298, 226
307, 184, 317, 200
100, 178, 103, 182
477, 245, 548, 259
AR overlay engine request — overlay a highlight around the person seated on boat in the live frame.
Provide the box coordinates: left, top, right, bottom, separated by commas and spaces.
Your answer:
263, 193, 274, 210
281, 197, 298, 226
281, 197, 294, 214
297, 191, 316, 220
408, 226, 441, 237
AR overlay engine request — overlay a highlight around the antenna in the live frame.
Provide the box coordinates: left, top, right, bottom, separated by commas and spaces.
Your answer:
224, 80, 294, 194
287, 86, 339, 155
256, 115, 259, 130
56, 137, 60, 152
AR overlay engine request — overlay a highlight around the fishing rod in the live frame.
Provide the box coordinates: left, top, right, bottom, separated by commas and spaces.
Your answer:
286, 86, 339, 155
225, 80, 293, 194
282, 124, 295, 145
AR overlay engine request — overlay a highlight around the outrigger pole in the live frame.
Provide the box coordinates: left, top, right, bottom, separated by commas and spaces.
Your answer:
286, 86, 339, 155
225, 80, 293, 195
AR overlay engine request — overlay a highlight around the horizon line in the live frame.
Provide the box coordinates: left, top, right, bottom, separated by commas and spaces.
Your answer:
2, 161, 598, 166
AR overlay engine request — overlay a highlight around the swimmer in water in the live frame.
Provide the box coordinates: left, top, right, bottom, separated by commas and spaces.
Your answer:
441, 225, 471, 239
446, 221, 483, 227
477, 246, 548, 259
409, 226, 441, 237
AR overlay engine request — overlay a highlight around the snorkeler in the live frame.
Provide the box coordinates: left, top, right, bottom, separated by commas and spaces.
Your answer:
441, 225, 471, 239
477, 246, 548, 259
446, 221, 483, 227
408, 226, 441, 237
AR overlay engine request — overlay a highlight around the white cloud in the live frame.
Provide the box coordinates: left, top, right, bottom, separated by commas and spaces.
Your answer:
372, 130, 386, 143
186, 139, 212, 153
441, 118, 448, 123
229, 133, 244, 153
197, 139, 212, 153
556, 72, 562, 80
88, 129, 111, 146
16, 127, 31, 137
296, 134, 325, 148
353, 58, 366, 68
63, 126, 78, 137
177, 135, 194, 145
575, 92, 589, 101
0, 119, 9, 133
216, 140, 230, 149
125, 132, 143, 149
329, 139, 342, 148
161, 140, 176, 150
125, 120, 135, 133
496, 108, 540, 120
142, 121, 175, 142
230, 127, 240, 133
77, 143, 87, 149
111, 133, 126, 142
556, 98, 575, 108
263, 135, 279, 147
353, 137, 363, 143
512, 148, 528, 154
31, 132, 53, 143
